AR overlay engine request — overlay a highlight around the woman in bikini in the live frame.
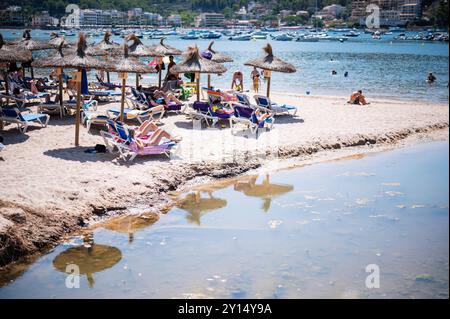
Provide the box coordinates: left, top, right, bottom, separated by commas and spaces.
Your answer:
132, 120, 181, 149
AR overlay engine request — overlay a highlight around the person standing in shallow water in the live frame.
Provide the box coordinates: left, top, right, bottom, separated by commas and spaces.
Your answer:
427, 72, 436, 84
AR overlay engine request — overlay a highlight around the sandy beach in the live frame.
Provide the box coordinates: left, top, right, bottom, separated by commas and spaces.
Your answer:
0, 92, 448, 267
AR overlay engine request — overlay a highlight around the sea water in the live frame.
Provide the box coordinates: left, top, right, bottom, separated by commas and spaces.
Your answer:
1, 29, 449, 103
0, 141, 448, 298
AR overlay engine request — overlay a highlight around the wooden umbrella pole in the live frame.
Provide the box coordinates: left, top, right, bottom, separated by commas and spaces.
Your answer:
106, 71, 110, 83
74, 67, 82, 146
136, 73, 139, 89
58, 71, 63, 118
267, 76, 271, 98
4, 71, 10, 105
207, 74, 211, 89
196, 73, 200, 102
158, 69, 162, 88
30, 66, 34, 79
120, 78, 126, 122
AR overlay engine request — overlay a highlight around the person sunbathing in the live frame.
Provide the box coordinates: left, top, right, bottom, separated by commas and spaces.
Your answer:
348, 90, 370, 105
152, 90, 183, 106
132, 120, 181, 149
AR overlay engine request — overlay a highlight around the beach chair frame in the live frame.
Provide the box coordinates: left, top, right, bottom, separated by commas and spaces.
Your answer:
254, 95, 298, 116
0, 106, 50, 133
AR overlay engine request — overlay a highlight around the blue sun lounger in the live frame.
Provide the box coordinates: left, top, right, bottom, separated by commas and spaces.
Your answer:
0, 107, 50, 133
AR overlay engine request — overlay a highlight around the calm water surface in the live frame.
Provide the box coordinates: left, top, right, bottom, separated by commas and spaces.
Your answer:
1, 29, 449, 103
0, 141, 448, 298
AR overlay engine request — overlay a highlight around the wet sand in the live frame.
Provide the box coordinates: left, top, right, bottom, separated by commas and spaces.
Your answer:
0, 92, 448, 267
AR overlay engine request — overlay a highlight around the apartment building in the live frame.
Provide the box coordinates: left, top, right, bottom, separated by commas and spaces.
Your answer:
351, 0, 422, 26
196, 13, 225, 27
0, 6, 25, 26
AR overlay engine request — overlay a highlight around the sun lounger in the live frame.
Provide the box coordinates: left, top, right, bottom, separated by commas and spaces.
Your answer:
231, 104, 274, 136
254, 95, 298, 116
0, 92, 49, 108
100, 120, 177, 161
0, 106, 49, 133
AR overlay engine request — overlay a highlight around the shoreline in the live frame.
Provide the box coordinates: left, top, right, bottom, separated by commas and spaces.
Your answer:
0, 93, 448, 269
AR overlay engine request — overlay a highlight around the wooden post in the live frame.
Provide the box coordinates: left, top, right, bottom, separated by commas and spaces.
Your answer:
106, 71, 110, 83
58, 68, 63, 118
75, 67, 82, 146
196, 73, 200, 102
120, 78, 126, 122
30, 66, 34, 79
207, 74, 211, 89
4, 71, 9, 106
158, 69, 162, 88
266, 76, 271, 98
136, 73, 139, 89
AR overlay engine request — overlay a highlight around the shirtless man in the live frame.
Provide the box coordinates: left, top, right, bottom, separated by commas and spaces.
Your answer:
348, 90, 370, 105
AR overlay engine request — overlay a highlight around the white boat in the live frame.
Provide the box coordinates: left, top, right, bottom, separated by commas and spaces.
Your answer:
251, 31, 267, 40
229, 34, 252, 41
272, 33, 294, 41
180, 32, 199, 40
296, 35, 319, 42
372, 31, 381, 40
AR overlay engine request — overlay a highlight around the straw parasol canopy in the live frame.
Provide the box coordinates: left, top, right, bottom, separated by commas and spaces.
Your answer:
33, 33, 109, 146
1, 33, 32, 97
92, 31, 120, 52
205, 41, 233, 63
151, 37, 182, 56
244, 43, 296, 97
0, 33, 32, 63
116, 34, 159, 88
16, 29, 53, 51
171, 45, 227, 101
53, 244, 122, 288
203, 41, 233, 89
105, 42, 158, 121
49, 32, 71, 48
122, 34, 158, 57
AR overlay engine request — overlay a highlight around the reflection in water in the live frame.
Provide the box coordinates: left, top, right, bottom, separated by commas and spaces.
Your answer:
100, 213, 159, 243
52, 234, 122, 288
176, 174, 294, 223
177, 193, 227, 225
234, 175, 294, 212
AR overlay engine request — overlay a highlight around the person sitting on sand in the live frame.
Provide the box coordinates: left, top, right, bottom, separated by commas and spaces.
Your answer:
427, 72, 436, 84
348, 90, 370, 105
132, 120, 181, 149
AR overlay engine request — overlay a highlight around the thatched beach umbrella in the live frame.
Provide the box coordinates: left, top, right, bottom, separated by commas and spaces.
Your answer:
204, 40, 233, 89
53, 244, 122, 288
170, 46, 227, 101
0, 34, 32, 102
106, 43, 158, 122
244, 43, 296, 97
15, 30, 54, 78
150, 37, 182, 88
91, 32, 120, 83
32, 40, 69, 118
33, 33, 108, 146
118, 34, 159, 88
49, 32, 71, 49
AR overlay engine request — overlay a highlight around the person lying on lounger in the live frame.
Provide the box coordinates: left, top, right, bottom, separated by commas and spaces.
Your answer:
348, 90, 370, 105
152, 90, 183, 106
132, 120, 181, 149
